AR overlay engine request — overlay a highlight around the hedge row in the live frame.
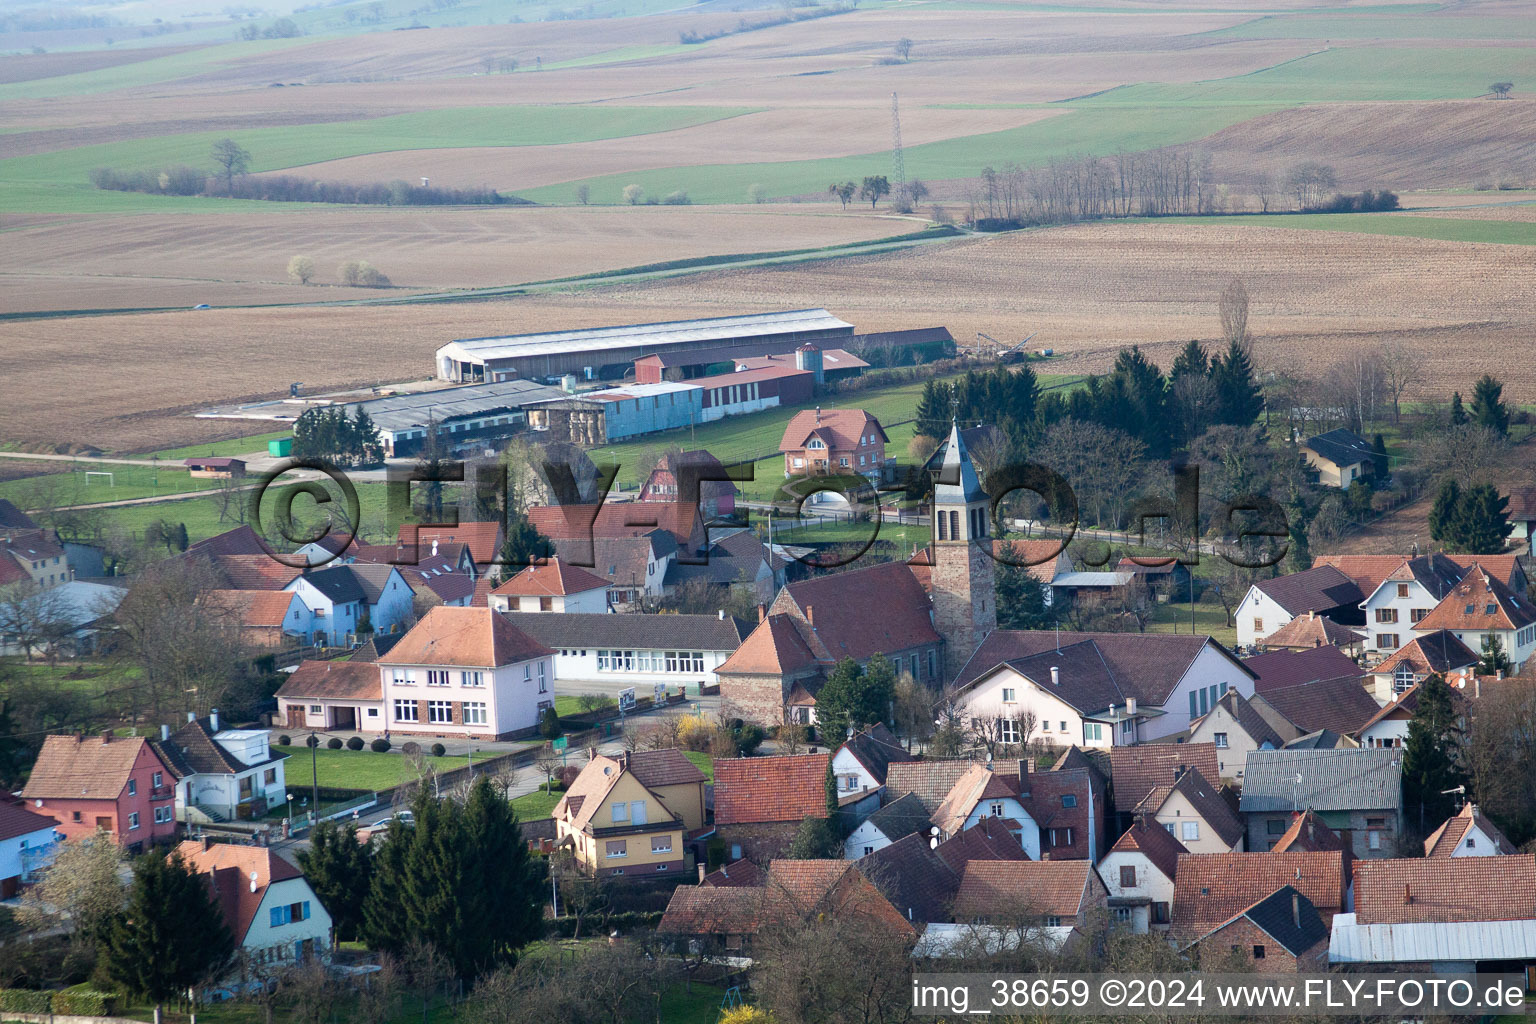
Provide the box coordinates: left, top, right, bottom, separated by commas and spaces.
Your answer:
0, 989, 119, 1015
544, 910, 663, 938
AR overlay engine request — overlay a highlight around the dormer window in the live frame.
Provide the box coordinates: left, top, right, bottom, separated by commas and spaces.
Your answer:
807, 439, 825, 450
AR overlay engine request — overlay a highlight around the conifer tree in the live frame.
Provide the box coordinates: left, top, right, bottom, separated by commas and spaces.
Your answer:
492, 512, 554, 585
297, 820, 374, 942
1370, 433, 1389, 480
1450, 391, 1467, 426
1211, 338, 1264, 427
1401, 672, 1465, 836
1470, 373, 1510, 437
1454, 483, 1513, 554
915, 380, 953, 439
1428, 479, 1461, 544
99, 851, 235, 1024
1479, 633, 1511, 676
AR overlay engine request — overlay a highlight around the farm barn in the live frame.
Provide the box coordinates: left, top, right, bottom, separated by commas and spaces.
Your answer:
327, 379, 566, 457
435, 309, 855, 383
525, 381, 703, 445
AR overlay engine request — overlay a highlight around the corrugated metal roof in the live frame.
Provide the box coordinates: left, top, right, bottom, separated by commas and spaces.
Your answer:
1239, 749, 1402, 812
1329, 914, 1536, 962
339, 379, 566, 433
440, 309, 852, 363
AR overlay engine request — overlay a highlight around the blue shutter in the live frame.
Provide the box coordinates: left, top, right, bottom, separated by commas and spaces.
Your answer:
1189, 692, 1198, 719
301, 901, 310, 921
271, 906, 284, 927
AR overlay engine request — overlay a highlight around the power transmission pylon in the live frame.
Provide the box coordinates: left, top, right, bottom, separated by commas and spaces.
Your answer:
890, 91, 907, 208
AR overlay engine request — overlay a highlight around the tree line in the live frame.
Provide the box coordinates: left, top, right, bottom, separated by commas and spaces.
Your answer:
292, 405, 385, 467
90, 166, 515, 206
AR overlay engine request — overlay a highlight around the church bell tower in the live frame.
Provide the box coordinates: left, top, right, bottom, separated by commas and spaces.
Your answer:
929, 419, 997, 682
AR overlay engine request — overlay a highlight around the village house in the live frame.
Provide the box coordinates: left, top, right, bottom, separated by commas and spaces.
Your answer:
1422, 803, 1518, 858
502, 610, 749, 696
398, 522, 505, 572
831, 723, 916, 800
1330, 855, 1536, 972
156, 711, 288, 823
0, 529, 72, 589
1131, 766, 1245, 854
1170, 849, 1348, 938
200, 590, 309, 650
378, 606, 554, 740
0, 578, 124, 659
1105, 743, 1222, 831
778, 407, 890, 482
950, 859, 1109, 933
1255, 611, 1363, 654
1411, 564, 1536, 672
853, 832, 962, 924
1367, 629, 1478, 701
20, 733, 177, 851
1314, 552, 1529, 602
0, 801, 60, 898
1239, 749, 1403, 859
1505, 485, 1536, 556
1352, 553, 1465, 658
637, 449, 739, 520
712, 753, 830, 864
925, 760, 1106, 861
1355, 683, 1428, 749
1187, 689, 1286, 783
276, 659, 385, 732
184, 457, 245, 479
176, 840, 333, 968
1300, 428, 1374, 489
284, 563, 414, 647
554, 749, 708, 879
1266, 807, 1352, 857
1184, 886, 1330, 972
844, 792, 931, 860
1097, 820, 1186, 934
952, 632, 1255, 749
488, 559, 610, 613
1235, 565, 1365, 648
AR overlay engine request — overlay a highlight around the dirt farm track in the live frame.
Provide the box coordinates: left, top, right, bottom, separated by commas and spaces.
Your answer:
4, 219, 1535, 453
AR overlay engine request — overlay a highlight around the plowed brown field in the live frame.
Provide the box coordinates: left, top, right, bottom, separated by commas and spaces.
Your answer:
6, 219, 1535, 451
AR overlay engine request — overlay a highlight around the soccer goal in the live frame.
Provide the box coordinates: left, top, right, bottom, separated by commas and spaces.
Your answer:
83, 470, 115, 488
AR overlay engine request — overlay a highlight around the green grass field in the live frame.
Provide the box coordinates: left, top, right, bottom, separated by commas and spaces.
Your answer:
1207, 12, 1536, 41
273, 743, 423, 790
0, 105, 753, 214
1145, 599, 1237, 647
0, 38, 314, 102
146, 430, 294, 460
683, 750, 713, 781
0, 461, 214, 508
517, 101, 1279, 205
511, 786, 562, 819
1203, 212, 1536, 246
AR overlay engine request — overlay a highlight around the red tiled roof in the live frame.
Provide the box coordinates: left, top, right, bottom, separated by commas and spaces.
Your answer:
1422, 803, 1518, 858
718, 612, 821, 677
1314, 553, 1526, 596
1353, 854, 1536, 924
701, 859, 766, 888
21, 734, 168, 801
1270, 809, 1349, 856
1171, 851, 1346, 934
276, 660, 383, 702
779, 408, 887, 453
1108, 820, 1187, 883
177, 841, 303, 941
934, 817, 1030, 872
209, 554, 302, 590
1108, 744, 1221, 811
660, 861, 913, 937
526, 502, 699, 548
187, 525, 270, 557
0, 800, 58, 842
1260, 612, 1362, 650
953, 860, 1093, 921
772, 560, 940, 663
627, 748, 708, 789
1373, 630, 1478, 677
713, 753, 829, 824
1415, 564, 1536, 633
491, 558, 608, 597
201, 589, 299, 629
379, 606, 551, 668
399, 523, 503, 566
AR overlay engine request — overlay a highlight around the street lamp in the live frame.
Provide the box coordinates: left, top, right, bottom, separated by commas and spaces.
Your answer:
286, 792, 294, 832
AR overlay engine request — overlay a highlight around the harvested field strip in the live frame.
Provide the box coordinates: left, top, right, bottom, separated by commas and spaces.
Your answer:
517, 102, 1273, 204
0, 38, 314, 102
1207, 13, 1536, 40
1079, 47, 1536, 105
540, 44, 697, 69
0, 105, 753, 188
1196, 213, 1536, 245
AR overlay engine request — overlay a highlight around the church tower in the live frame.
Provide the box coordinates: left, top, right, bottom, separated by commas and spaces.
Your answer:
929, 419, 997, 682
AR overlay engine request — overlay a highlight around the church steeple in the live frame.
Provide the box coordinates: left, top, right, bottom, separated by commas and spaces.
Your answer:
928, 419, 997, 682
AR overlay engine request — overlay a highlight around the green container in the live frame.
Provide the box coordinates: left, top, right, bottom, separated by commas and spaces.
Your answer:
268, 437, 294, 457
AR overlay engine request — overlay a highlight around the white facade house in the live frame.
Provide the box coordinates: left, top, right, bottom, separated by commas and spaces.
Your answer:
487, 559, 610, 614
1422, 804, 1518, 858
950, 633, 1257, 749
1098, 822, 1184, 934
1233, 565, 1364, 650
500, 611, 749, 696
0, 803, 61, 897
1235, 588, 1295, 648
379, 606, 554, 740
842, 792, 930, 860
177, 842, 333, 967
160, 713, 288, 822
282, 564, 413, 648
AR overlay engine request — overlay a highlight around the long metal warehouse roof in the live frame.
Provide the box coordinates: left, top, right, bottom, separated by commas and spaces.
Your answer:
341, 379, 566, 432
1329, 913, 1536, 963
438, 309, 852, 363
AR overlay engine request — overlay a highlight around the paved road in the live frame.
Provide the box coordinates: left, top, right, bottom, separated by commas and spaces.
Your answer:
0, 451, 166, 467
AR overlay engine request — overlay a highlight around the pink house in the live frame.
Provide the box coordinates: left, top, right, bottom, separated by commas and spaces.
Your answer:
21, 733, 178, 852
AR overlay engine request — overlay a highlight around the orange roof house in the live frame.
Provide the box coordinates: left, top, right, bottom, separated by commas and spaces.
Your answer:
175, 839, 333, 962
778, 408, 889, 478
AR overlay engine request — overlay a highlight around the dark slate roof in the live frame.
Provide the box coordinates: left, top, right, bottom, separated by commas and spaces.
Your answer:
1304, 428, 1373, 468
1243, 645, 1363, 693
1282, 728, 1350, 750
954, 631, 1251, 707
1252, 565, 1365, 617
501, 611, 750, 651
0, 498, 39, 531
857, 832, 959, 924
1237, 885, 1329, 957
550, 532, 677, 587
161, 717, 285, 778
663, 529, 773, 587
187, 525, 268, 557
1253, 674, 1381, 735
840, 724, 916, 786
1139, 767, 1246, 849
351, 633, 405, 662
1238, 749, 1402, 813
863, 792, 934, 845
933, 817, 1030, 872
345, 562, 401, 604
1202, 690, 1285, 750
300, 564, 367, 604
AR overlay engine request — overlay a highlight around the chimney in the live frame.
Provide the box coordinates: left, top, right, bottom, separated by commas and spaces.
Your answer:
1475, 676, 1482, 699
815, 406, 821, 423
187, 711, 195, 723
161, 724, 171, 742
1017, 759, 1030, 778
1126, 697, 1136, 716
1050, 666, 1059, 686
1403, 883, 1412, 905
1496, 669, 1502, 681
201, 836, 212, 852
100, 730, 111, 744
210, 708, 220, 732
757, 604, 766, 623
718, 609, 725, 621
698, 863, 707, 883
806, 605, 815, 628
1291, 892, 1301, 929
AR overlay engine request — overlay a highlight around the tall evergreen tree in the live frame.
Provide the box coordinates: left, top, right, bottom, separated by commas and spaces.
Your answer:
1400, 672, 1466, 837
812, 657, 894, 741
1454, 483, 1513, 554
1449, 391, 1467, 426
1168, 339, 1210, 382
1428, 480, 1461, 545
996, 542, 1054, 629
297, 820, 374, 942
1370, 433, 1389, 480
1479, 633, 1511, 676
99, 851, 236, 1024
1211, 339, 1264, 427
363, 779, 543, 979
493, 512, 554, 585
352, 406, 384, 465
915, 380, 953, 439
1469, 374, 1510, 437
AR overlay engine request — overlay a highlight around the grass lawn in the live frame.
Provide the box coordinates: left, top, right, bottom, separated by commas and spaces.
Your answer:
683, 750, 713, 781
146, 430, 295, 460
1206, 212, 1536, 247
554, 693, 615, 717
512, 786, 562, 819
1144, 600, 1237, 647
773, 520, 929, 548
0, 460, 213, 508
273, 744, 421, 792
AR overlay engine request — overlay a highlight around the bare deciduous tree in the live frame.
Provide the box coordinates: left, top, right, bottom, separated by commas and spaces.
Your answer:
1219, 278, 1249, 349
1378, 341, 1424, 425
286, 255, 315, 285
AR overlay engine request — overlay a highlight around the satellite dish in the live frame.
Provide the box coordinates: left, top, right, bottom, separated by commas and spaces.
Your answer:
249, 870, 259, 893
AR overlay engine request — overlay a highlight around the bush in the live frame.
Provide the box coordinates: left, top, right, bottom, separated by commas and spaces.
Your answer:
338, 259, 391, 287
734, 724, 767, 757
370, 737, 391, 753
52, 990, 120, 1016
306, 735, 320, 748
538, 706, 562, 739
346, 736, 364, 751
0, 990, 52, 1013
660, 190, 691, 205
543, 910, 663, 937
326, 737, 343, 750
278, 735, 292, 746
430, 742, 446, 757
557, 764, 582, 788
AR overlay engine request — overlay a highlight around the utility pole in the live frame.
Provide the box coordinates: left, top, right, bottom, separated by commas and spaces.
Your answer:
310, 731, 319, 827
890, 92, 906, 209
